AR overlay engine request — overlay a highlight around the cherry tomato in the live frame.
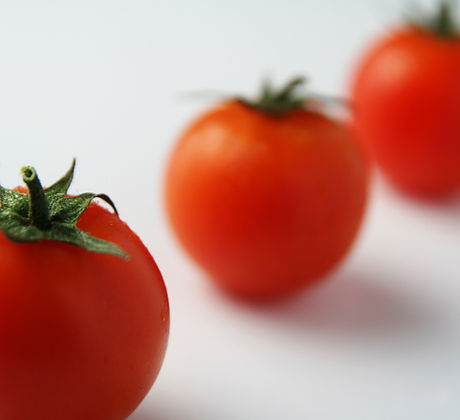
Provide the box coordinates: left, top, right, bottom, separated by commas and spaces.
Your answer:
165, 78, 368, 300
0, 162, 169, 420
351, 3, 460, 197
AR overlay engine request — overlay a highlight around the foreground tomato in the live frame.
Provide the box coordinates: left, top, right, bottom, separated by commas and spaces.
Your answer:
351, 1, 460, 197
166, 78, 368, 300
0, 161, 169, 420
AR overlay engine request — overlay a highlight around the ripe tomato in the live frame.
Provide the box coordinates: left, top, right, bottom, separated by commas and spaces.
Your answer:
165, 78, 368, 300
0, 162, 169, 420
351, 3, 460, 197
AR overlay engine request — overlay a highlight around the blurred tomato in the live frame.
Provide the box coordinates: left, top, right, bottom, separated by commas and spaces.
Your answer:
351, 2, 460, 197
166, 78, 368, 300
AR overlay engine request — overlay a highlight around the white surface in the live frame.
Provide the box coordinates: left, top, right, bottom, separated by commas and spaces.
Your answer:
0, 1, 459, 419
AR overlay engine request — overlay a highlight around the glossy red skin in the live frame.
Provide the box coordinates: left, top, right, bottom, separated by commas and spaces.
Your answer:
166, 100, 368, 300
0, 203, 169, 420
351, 28, 460, 197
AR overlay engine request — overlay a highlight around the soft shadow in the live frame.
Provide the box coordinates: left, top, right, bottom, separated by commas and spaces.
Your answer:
385, 181, 460, 225
128, 399, 212, 420
243, 269, 439, 339
128, 413, 154, 420
420, 195, 460, 227
128, 408, 192, 420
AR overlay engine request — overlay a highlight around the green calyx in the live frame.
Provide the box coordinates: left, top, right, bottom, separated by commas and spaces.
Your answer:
411, 0, 459, 39
0, 159, 127, 259
237, 76, 345, 117
238, 76, 307, 116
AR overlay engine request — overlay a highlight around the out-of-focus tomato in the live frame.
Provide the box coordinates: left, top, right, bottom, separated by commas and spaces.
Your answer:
166, 78, 368, 300
351, 1, 460, 197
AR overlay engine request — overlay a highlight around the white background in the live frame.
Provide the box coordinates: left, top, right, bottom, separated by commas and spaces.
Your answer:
0, 1, 459, 419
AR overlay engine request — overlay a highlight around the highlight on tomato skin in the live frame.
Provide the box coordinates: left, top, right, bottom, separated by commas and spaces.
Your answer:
165, 77, 369, 301
0, 161, 170, 420
350, 1, 460, 199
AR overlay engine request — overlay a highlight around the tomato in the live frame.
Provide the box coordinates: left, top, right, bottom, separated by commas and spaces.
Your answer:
0, 161, 169, 420
351, 3, 460, 197
165, 78, 368, 300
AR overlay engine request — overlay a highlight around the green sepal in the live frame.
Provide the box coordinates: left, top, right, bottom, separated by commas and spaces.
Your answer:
0, 160, 127, 259
237, 76, 306, 116
237, 76, 345, 116
45, 158, 76, 195
0, 187, 29, 217
409, 0, 459, 39
50, 193, 118, 224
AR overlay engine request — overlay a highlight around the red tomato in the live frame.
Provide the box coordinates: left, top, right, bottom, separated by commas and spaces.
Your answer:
165, 81, 368, 300
0, 164, 169, 420
351, 21, 460, 197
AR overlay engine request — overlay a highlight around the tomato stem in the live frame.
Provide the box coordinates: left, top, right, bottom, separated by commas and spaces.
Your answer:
0, 160, 127, 258
21, 166, 52, 231
433, 0, 456, 36
411, 0, 459, 38
237, 76, 308, 116
237, 76, 346, 116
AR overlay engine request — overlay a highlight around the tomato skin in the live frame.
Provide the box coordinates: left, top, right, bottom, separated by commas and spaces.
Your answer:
351, 28, 460, 197
166, 100, 368, 300
0, 203, 169, 420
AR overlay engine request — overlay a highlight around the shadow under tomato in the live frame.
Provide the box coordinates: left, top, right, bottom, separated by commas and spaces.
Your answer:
383, 177, 460, 224
234, 267, 440, 340
128, 408, 211, 420
128, 398, 215, 420
418, 194, 460, 227
128, 407, 193, 420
